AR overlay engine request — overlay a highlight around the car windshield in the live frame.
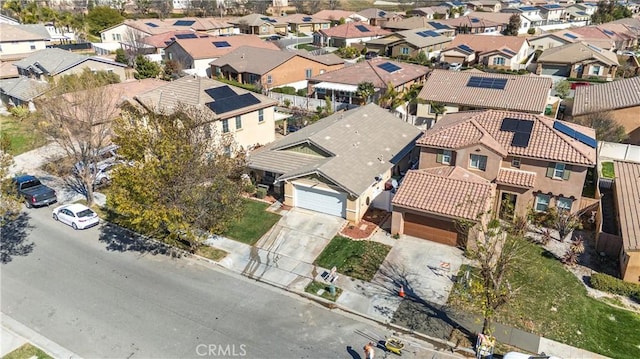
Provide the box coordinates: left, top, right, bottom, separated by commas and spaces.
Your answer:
77, 209, 95, 217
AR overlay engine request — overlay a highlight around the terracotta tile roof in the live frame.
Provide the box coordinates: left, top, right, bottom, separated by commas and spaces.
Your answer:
319, 22, 391, 39
0, 61, 18, 79
464, 11, 513, 24
313, 10, 358, 21
121, 18, 233, 35
440, 15, 502, 28
569, 26, 612, 40
445, 34, 527, 55
417, 69, 552, 113
613, 161, 640, 251
141, 30, 210, 48
417, 110, 597, 166
496, 168, 537, 188
167, 35, 280, 60
357, 8, 399, 19
309, 57, 430, 89
392, 167, 495, 221
228, 13, 287, 27
572, 76, 640, 116
284, 13, 329, 24
537, 41, 618, 66
211, 46, 343, 74
383, 16, 439, 30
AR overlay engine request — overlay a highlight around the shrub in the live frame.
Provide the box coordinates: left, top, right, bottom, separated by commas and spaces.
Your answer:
283, 99, 291, 108
255, 187, 267, 199
272, 86, 296, 95
296, 89, 307, 96
527, 28, 536, 35
9, 105, 30, 119
244, 183, 256, 195
591, 272, 640, 300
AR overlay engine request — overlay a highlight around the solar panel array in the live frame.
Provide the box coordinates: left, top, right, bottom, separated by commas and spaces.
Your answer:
207, 93, 261, 114
145, 22, 159, 28
377, 62, 401, 73
205, 86, 237, 101
544, 4, 562, 8
500, 118, 534, 148
355, 24, 370, 32
470, 18, 480, 23
212, 41, 231, 48
564, 32, 578, 39
502, 48, 516, 56
428, 22, 448, 30
260, 17, 277, 23
302, 17, 312, 22
416, 30, 440, 38
379, 11, 386, 17
553, 121, 597, 148
587, 44, 602, 53
174, 20, 195, 26
175, 33, 198, 39
466, 76, 508, 90
603, 29, 615, 36
519, 6, 538, 11
458, 44, 473, 53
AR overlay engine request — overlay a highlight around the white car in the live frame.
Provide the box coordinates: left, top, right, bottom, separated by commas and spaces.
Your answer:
52, 203, 100, 230
449, 62, 462, 71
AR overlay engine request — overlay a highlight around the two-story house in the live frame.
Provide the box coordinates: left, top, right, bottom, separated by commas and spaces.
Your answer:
313, 9, 367, 25
100, 18, 235, 44
0, 23, 48, 59
314, 22, 391, 48
502, 6, 546, 31
538, 4, 565, 23
284, 14, 331, 35
439, 15, 503, 34
391, 109, 597, 248
357, 8, 403, 27
439, 34, 530, 69
365, 28, 453, 60
228, 13, 288, 36
535, 41, 619, 79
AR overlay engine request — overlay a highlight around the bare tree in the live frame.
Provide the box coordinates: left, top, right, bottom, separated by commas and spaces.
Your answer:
327, 0, 340, 10
307, 0, 321, 13
37, 71, 123, 207
571, 111, 628, 143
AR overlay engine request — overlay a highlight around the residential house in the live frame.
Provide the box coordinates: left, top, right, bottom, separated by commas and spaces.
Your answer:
100, 18, 235, 44
406, 7, 437, 19
134, 76, 277, 151
612, 160, 640, 283
502, 6, 546, 32
567, 26, 618, 50
392, 109, 597, 247
163, 35, 280, 77
596, 23, 639, 50
365, 28, 452, 60
534, 41, 619, 79
383, 17, 457, 37
439, 15, 504, 34
564, 3, 597, 21
228, 14, 288, 36
538, 4, 565, 23
0, 24, 48, 58
284, 14, 331, 35
138, 30, 212, 56
440, 34, 530, 69
467, 0, 502, 12
247, 103, 423, 222
313, 9, 366, 24
211, 46, 344, 90
416, 70, 553, 125
357, 8, 403, 27
572, 77, 640, 144
0, 14, 19, 25
408, 6, 452, 19
307, 58, 430, 105
314, 22, 391, 48
528, 31, 577, 50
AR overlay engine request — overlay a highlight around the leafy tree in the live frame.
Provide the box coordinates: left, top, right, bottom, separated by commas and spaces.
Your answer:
0, 137, 21, 225
591, 0, 632, 24
571, 111, 628, 143
87, 6, 124, 36
402, 83, 423, 124
377, 82, 403, 110
429, 101, 446, 122
108, 104, 247, 252
134, 55, 160, 79
356, 81, 375, 105
134, 0, 152, 15
504, 14, 521, 36
554, 80, 571, 99
115, 48, 128, 65
162, 59, 182, 80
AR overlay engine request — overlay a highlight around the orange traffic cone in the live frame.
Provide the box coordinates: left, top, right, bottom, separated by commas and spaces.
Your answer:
399, 285, 405, 298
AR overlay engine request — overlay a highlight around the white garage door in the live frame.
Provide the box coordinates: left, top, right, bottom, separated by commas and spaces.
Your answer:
294, 184, 347, 218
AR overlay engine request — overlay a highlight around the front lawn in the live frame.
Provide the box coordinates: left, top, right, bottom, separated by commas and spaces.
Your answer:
3, 343, 51, 359
223, 198, 281, 245
195, 245, 228, 262
314, 236, 391, 282
0, 115, 47, 155
601, 161, 615, 179
448, 240, 640, 359
305, 280, 343, 302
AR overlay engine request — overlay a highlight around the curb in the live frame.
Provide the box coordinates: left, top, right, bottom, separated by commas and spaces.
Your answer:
1, 313, 82, 359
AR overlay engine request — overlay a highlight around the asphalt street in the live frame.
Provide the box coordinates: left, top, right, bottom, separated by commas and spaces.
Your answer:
1, 207, 449, 359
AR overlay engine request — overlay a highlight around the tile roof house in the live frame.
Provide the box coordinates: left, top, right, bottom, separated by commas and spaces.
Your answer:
534, 41, 619, 79
439, 14, 504, 35
227, 14, 288, 36
364, 28, 453, 60
134, 76, 277, 150
467, 0, 503, 12
416, 70, 553, 125
381, 16, 456, 37
312, 10, 367, 24
440, 34, 530, 70
210, 46, 344, 89
392, 109, 597, 247
356, 8, 403, 27
284, 14, 331, 35
248, 103, 422, 221
139, 30, 212, 54
613, 160, 640, 284
314, 22, 391, 48
537, 3, 565, 22
572, 77, 640, 144
100, 18, 235, 44
164, 35, 280, 77
307, 58, 430, 105
0, 23, 48, 58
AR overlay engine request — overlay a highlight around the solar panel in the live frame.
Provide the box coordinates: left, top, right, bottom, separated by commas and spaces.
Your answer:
516, 119, 534, 133
587, 44, 602, 53
512, 132, 531, 148
575, 132, 598, 148
174, 20, 195, 26
553, 121, 597, 148
302, 17, 312, 22
145, 22, 159, 28
603, 29, 615, 36
269, 19, 277, 23
458, 44, 473, 53
564, 33, 578, 39
377, 62, 401, 73
208, 93, 261, 114
175, 33, 198, 39
466, 76, 507, 90
379, 11, 386, 17
212, 41, 231, 48
199, 35, 209, 38
164, 41, 173, 46
500, 118, 519, 131
355, 25, 370, 32
428, 21, 448, 30
416, 31, 430, 37
260, 17, 270, 20
503, 49, 516, 56
205, 86, 237, 101
471, 18, 480, 23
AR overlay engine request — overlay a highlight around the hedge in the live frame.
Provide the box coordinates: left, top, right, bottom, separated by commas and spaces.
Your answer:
591, 272, 640, 300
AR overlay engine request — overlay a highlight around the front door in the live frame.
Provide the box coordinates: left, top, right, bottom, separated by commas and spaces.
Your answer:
500, 192, 517, 220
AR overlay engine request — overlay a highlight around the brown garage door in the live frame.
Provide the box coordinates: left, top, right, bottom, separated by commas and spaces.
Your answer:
403, 213, 459, 246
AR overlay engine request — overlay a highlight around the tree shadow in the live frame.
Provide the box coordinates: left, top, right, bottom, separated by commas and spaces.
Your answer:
98, 222, 180, 257
346, 346, 361, 359
1, 213, 35, 264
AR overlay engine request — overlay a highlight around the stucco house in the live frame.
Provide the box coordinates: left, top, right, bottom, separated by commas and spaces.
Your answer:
284, 14, 331, 35
534, 41, 619, 79
612, 160, 640, 284
134, 76, 277, 151
248, 103, 422, 222
314, 22, 391, 48
365, 28, 452, 60
228, 13, 288, 36
440, 34, 530, 69
392, 109, 597, 247
0, 23, 48, 58
313, 9, 366, 24
537, 4, 565, 23
99, 18, 235, 44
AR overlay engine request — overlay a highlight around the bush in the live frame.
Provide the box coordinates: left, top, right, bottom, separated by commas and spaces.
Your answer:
528, 28, 536, 35
272, 86, 296, 95
296, 89, 307, 96
591, 272, 640, 300
9, 105, 30, 119
255, 187, 267, 199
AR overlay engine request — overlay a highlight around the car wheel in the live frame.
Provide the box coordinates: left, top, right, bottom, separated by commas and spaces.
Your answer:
25, 201, 32, 209
72, 222, 78, 230
53, 213, 58, 221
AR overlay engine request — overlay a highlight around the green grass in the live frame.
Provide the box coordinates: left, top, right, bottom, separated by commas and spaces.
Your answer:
295, 44, 316, 51
195, 245, 228, 262
314, 236, 391, 282
448, 240, 640, 359
601, 162, 615, 179
223, 198, 281, 245
3, 343, 52, 359
0, 115, 47, 155
305, 280, 343, 302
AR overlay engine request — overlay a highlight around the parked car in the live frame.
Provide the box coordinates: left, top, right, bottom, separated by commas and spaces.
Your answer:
364, 51, 378, 60
52, 203, 99, 230
266, 35, 282, 41
93, 162, 119, 187
14, 174, 57, 208
73, 144, 120, 174
448, 62, 462, 71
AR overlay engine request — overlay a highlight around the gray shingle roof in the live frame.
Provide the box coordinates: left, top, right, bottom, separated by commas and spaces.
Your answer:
572, 76, 640, 116
248, 104, 423, 196
537, 41, 618, 66
13, 48, 125, 76
0, 77, 48, 101
0, 23, 48, 42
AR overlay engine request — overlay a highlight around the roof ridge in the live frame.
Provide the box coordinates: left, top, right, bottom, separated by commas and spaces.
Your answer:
417, 168, 492, 187
536, 116, 595, 165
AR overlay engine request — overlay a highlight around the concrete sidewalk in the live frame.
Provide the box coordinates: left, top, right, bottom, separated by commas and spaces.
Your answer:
1, 313, 82, 359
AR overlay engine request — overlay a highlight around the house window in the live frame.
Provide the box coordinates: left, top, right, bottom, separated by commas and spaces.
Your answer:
317, 87, 325, 94
401, 47, 410, 55
305, 69, 312, 78
222, 119, 229, 133
492, 57, 505, 65
258, 109, 264, 122
535, 194, 551, 212
437, 149, 452, 165
29, 42, 36, 50
511, 157, 521, 168
469, 154, 487, 171
235, 115, 242, 129
112, 34, 116, 41
553, 163, 565, 179
590, 65, 601, 75
557, 197, 573, 211
266, 74, 272, 84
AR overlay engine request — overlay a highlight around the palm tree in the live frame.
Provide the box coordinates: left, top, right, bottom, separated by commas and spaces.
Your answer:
402, 84, 423, 124
356, 81, 375, 105
377, 82, 402, 110
430, 101, 446, 123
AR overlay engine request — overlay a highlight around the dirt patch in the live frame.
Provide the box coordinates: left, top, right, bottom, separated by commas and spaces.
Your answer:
339, 208, 390, 240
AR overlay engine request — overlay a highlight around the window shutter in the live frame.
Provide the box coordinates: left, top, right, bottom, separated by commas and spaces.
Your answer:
563, 165, 571, 180
546, 162, 555, 178
436, 152, 443, 163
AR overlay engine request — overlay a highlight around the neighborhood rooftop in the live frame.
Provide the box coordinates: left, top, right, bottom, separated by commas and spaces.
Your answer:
572, 76, 640, 116
614, 160, 640, 251
310, 58, 430, 88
